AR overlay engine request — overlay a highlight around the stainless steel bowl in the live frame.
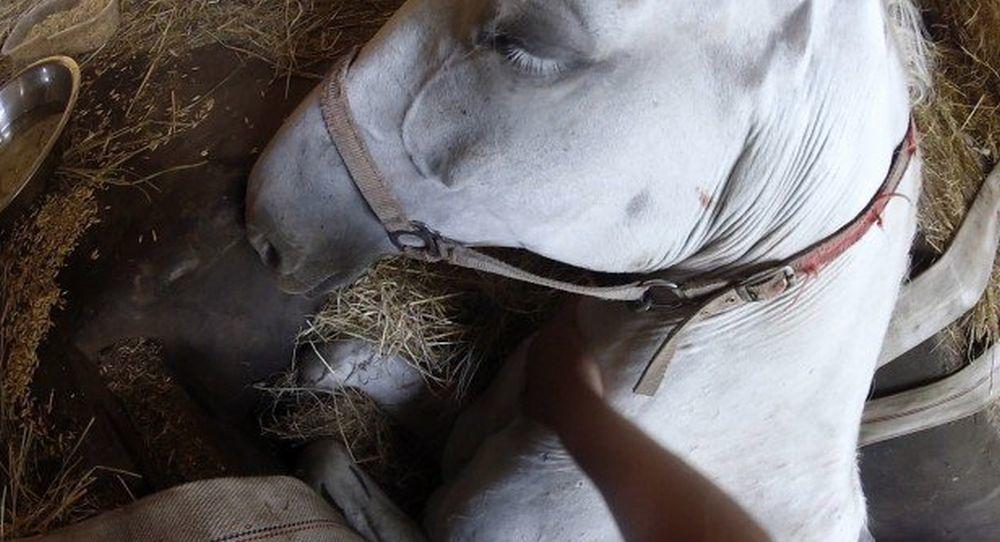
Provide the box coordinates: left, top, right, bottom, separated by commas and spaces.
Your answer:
0, 56, 80, 231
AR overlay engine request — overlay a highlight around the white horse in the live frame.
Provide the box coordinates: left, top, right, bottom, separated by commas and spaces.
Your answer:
245, 1, 998, 540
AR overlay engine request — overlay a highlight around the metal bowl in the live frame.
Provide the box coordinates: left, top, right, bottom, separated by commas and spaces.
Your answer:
0, 56, 80, 231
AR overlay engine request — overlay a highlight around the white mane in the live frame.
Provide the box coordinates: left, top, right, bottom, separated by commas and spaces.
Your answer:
883, 0, 934, 104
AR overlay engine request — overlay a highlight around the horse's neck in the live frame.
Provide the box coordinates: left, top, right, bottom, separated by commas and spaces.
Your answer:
574, 0, 920, 479
575, 158, 919, 538
673, 2, 913, 277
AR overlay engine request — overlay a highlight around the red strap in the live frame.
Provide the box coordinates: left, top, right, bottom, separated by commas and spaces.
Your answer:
791, 121, 917, 277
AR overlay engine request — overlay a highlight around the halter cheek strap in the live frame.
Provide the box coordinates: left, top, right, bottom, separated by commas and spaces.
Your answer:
320, 49, 917, 396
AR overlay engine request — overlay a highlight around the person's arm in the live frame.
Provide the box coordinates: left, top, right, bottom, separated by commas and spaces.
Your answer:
523, 300, 772, 542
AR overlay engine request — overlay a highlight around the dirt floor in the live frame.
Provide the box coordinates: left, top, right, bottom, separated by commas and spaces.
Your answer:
65, 43, 328, 467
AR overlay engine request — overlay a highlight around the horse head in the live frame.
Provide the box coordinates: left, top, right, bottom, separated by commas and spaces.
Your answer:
246, 0, 917, 295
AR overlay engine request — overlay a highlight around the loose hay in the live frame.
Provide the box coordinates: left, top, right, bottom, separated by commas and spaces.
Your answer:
300, 257, 567, 399
265, 255, 571, 510
0, 418, 100, 539
258, 372, 435, 514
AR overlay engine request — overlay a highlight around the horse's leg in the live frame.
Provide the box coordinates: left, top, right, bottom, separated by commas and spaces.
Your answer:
879, 164, 1000, 366
297, 439, 427, 542
296, 339, 455, 440
862, 344, 1000, 445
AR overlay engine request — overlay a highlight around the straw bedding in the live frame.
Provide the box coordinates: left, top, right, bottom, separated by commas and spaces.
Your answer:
258, 370, 438, 513
256, 255, 566, 507
1, 0, 1000, 535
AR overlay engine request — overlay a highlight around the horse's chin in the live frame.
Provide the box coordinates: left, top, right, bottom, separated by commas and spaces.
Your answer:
277, 267, 369, 298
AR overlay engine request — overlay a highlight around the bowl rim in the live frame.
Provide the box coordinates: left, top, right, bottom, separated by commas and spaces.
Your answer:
1, 0, 117, 56
0, 55, 81, 214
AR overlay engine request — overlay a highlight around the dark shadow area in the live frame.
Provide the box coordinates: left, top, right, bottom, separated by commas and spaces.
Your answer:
35, 45, 325, 496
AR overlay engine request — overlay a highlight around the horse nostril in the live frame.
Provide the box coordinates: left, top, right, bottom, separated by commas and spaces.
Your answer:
249, 232, 282, 270
260, 240, 282, 270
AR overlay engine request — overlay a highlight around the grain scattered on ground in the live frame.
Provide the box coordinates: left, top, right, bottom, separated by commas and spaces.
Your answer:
1, 186, 98, 414
24, 0, 109, 44
1, 185, 99, 538
97, 339, 233, 486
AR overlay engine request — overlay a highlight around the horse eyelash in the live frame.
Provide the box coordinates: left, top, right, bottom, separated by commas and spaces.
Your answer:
499, 44, 566, 76
484, 30, 566, 77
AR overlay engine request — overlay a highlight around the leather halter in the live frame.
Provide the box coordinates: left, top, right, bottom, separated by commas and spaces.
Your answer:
320, 50, 917, 396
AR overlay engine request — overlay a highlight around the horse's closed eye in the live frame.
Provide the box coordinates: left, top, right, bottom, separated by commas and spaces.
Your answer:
501, 44, 567, 76
486, 32, 569, 77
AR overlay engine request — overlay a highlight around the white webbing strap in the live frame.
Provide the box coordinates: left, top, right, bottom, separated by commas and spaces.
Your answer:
442, 240, 675, 302
321, 50, 412, 233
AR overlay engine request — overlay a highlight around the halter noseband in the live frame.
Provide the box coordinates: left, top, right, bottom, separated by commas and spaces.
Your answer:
320, 49, 917, 396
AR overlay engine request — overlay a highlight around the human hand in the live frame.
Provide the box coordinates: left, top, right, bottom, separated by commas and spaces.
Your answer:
523, 298, 604, 432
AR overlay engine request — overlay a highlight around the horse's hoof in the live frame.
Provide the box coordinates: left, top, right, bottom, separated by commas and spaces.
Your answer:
295, 339, 379, 390
296, 438, 428, 542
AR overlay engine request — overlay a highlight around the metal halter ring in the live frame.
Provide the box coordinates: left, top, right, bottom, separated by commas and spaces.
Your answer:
634, 280, 685, 312
389, 223, 446, 261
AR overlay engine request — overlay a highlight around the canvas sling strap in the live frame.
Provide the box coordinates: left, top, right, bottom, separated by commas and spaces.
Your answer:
321, 49, 918, 396
19, 477, 368, 542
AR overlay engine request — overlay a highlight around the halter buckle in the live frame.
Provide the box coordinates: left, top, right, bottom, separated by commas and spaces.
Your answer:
736, 266, 798, 303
